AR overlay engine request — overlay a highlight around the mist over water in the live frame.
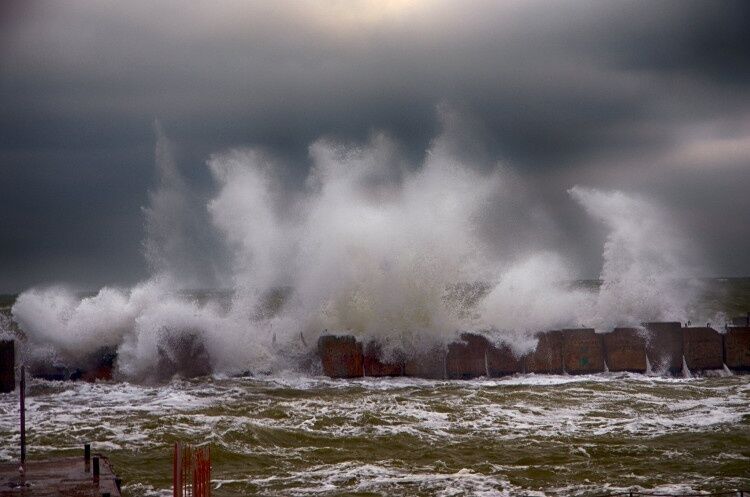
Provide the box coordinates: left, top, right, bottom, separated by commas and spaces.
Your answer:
10, 116, 710, 380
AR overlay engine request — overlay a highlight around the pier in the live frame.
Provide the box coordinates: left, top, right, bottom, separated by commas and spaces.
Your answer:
0, 451, 122, 497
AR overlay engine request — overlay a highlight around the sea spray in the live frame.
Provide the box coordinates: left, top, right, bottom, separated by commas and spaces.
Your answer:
11, 120, 709, 380
144, 121, 225, 290
569, 186, 701, 331
477, 253, 592, 355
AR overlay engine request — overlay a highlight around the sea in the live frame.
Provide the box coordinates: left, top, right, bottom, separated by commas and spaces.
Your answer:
0, 279, 749, 496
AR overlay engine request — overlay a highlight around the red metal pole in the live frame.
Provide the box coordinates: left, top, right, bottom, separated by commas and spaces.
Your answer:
174, 442, 181, 497
197, 454, 201, 497
192, 452, 197, 497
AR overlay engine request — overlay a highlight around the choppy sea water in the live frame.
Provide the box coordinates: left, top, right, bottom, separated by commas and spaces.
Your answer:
1, 374, 748, 496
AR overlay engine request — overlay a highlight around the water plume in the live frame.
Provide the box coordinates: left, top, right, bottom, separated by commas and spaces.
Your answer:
569, 186, 701, 330
11, 117, 707, 380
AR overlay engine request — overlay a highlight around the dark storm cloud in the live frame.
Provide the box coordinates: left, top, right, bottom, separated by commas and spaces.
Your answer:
1, 0, 749, 292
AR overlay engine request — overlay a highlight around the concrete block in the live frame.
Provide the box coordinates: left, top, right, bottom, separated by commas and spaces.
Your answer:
486, 342, 522, 377
523, 331, 563, 374
403, 346, 446, 379
644, 322, 683, 374
0, 340, 14, 393
446, 333, 490, 379
318, 335, 364, 378
31, 365, 71, 381
80, 348, 116, 382
602, 328, 647, 373
363, 341, 404, 377
682, 327, 723, 371
724, 327, 750, 371
562, 328, 604, 374
156, 330, 211, 380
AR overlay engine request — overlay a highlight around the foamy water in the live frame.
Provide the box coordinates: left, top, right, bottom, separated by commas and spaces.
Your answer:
1, 374, 748, 496
2, 119, 740, 495
6, 117, 718, 381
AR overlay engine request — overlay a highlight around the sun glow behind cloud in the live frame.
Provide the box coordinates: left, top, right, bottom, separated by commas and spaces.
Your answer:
304, 0, 429, 29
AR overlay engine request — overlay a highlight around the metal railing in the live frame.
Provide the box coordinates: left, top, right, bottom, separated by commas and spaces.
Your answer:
173, 442, 211, 497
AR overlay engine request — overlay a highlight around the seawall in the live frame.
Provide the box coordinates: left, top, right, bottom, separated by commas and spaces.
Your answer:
318, 323, 750, 379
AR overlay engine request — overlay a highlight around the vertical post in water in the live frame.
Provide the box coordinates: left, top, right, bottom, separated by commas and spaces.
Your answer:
93, 456, 100, 482
174, 442, 182, 497
19, 365, 25, 474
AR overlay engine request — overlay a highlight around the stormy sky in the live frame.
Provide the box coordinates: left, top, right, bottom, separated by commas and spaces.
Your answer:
1, 0, 749, 293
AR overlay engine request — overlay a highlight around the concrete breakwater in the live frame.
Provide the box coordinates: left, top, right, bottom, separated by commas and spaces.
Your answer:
318, 324, 750, 379
1, 325, 747, 388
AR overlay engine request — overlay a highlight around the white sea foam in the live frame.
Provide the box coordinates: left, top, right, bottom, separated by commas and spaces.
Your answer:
1, 375, 747, 495
241, 462, 518, 497
10, 113, 707, 379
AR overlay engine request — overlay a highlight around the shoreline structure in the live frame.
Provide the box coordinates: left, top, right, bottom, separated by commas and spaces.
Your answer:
318, 322, 750, 379
1, 322, 749, 390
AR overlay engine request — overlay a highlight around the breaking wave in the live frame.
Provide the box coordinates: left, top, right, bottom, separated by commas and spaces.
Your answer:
11, 113, 708, 380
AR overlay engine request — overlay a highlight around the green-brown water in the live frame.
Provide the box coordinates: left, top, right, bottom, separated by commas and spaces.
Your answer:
2, 278, 749, 495
1, 374, 748, 496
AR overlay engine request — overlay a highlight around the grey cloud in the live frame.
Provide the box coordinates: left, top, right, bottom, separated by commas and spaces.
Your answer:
1, 0, 749, 292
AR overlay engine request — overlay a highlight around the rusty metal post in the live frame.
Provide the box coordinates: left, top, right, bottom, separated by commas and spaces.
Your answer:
19, 365, 25, 473
93, 456, 100, 483
85, 443, 91, 462
174, 442, 182, 497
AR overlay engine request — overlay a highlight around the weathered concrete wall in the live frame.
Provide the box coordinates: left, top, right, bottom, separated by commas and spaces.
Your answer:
404, 346, 446, 379
79, 348, 116, 382
156, 332, 211, 381
724, 327, 750, 371
682, 327, 723, 371
318, 335, 364, 378
363, 342, 404, 377
524, 331, 563, 374
603, 328, 647, 373
317, 321, 747, 379
644, 322, 683, 374
446, 333, 489, 379
562, 329, 604, 374
486, 342, 522, 376
29, 346, 117, 383
0, 340, 14, 393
